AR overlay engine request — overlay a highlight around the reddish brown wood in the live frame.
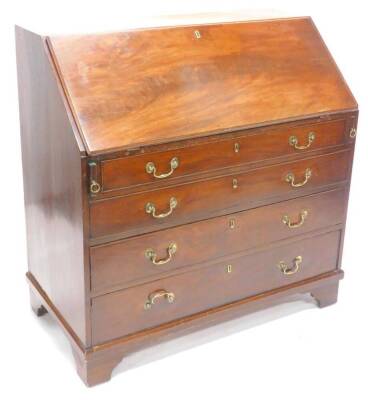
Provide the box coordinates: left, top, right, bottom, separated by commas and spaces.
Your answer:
92, 229, 341, 344
87, 112, 357, 201
27, 272, 87, 351
16, 18, 357, 386
91, 189, 346, 295
47, 18, 357, 155
90, 150, 351, 241
311, 282, 340, 307
16, 27, 89, 345
71, 346, 123, 387
27, 265, 343, 386
100, 118, 350, 192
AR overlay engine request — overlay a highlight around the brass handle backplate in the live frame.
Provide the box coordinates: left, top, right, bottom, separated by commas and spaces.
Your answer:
90, 180, 101, 194
285, 168, 312, 188
144, 289, 175, 310
146, 157, 179, 179
278, 256, 302, 276
289, 132, 315, 150
145, 242, 177, 265
282, 210, 308, 228
88, 161, 101, 194
146, 197, 177, 219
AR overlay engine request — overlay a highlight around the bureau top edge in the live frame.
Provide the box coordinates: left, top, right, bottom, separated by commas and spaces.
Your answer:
46, 17, 358, 156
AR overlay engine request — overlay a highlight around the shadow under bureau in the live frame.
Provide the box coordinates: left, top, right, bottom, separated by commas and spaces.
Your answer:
16, 17, 358, 386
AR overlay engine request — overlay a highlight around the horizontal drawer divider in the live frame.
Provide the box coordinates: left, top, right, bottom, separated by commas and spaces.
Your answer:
97, 143, 353, 199
90, 224, 343, 297
89, 184, 348, 246
94, 112, 354, 161
89, 148, 352, 240
91, 147, 352, 203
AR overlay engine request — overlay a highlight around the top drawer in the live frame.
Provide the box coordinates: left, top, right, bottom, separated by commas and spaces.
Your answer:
98, 119, 351, 193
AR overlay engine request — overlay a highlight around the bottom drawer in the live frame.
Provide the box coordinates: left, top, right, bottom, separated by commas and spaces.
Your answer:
91, 229, 341, 345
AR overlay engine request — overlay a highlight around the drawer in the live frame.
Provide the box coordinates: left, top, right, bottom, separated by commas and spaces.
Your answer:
100, 119, 350, 192
90, 150, 351, 240
91, 229, 341, 344
91, 189, 347, 295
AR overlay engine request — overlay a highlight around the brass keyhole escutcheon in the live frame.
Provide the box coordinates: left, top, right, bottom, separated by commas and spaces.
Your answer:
229, 218, 236, 229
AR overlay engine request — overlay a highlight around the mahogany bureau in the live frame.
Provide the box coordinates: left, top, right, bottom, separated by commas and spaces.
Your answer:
16, 17, 358, 386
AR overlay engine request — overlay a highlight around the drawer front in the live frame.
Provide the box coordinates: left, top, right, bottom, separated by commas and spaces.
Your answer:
91, 189, 347, 295
100, 119, 349, 192
90, 150, 351, 240
91, 230, 341, 344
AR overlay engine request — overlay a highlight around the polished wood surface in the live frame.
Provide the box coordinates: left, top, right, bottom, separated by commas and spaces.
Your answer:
16, 27, 89, 345
92, 229, 341, 344
100, 118, 350, 192
91, 189, 346, 295
27, 267, 343, 386
47, 17, 357, 155
16, 18, 357, 386
90, 150, 351, 240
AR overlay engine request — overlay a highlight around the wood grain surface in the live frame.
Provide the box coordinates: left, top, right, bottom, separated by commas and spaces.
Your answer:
16, 27, 89, 344
91, 229, 341, 344
100, 118, 350, 192
90, 189, 346, 295
48, 17, 357, 154
90, 150, 351, 240
16, 17, 358, 386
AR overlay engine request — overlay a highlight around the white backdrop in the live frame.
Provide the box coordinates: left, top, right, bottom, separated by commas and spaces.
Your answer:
1, 1, 367, 399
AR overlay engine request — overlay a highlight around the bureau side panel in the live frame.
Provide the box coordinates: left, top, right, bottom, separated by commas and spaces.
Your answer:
336, 112, 358, 269
15, 27, 88, 345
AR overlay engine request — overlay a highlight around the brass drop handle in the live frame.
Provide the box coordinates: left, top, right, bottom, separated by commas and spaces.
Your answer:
145, 242, 177, 265
285, 168, 312, 188
146, 157, 179, 179
146, 197, 177, 219
289, 132, 315, 150
282, 210, 308, 228
144, 290, 175, 310
278, 256, 302, 276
